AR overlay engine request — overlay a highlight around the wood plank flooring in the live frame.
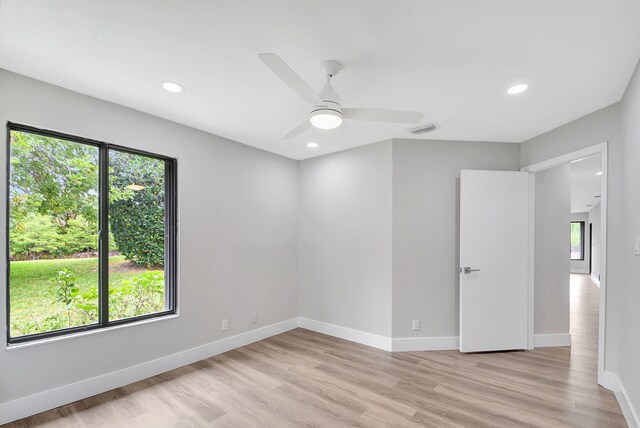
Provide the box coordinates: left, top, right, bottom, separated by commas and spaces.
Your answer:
4, 274, 625, 427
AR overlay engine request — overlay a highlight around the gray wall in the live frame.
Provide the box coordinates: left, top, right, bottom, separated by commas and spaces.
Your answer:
570, 213, 590, 273
521, 60, 640, 415
0, 69, 299, 404
520, 104, 622, 167
619, 58, 640, 419
521, 102, 624, 375
297, 141, 393, 337
297, 138, 522, 340
391, 139, 520, 338
534, 165, 571, 335
589, 203, 602, 281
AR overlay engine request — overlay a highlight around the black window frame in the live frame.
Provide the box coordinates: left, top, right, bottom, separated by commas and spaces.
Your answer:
570, 220, 585, 261
6, 122, 178, 345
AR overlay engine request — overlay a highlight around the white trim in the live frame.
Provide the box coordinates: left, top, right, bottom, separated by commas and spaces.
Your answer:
298, 318, 392, 351
570, 269, 589, 274
533, 333, 571, 347
391, 336, 459, 352
590, 273, 601, 287
521, 142, 608, 173
0, 318, 299, 426
601, 370, 619, 391
297, 318, 460, 353
522, 142, 608, 386
527, 173, 536, 349
598, 145, 608, 386
601, 371, 640, 428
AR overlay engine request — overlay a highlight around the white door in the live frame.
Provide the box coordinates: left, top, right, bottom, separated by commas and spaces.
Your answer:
459, 170, 529, 352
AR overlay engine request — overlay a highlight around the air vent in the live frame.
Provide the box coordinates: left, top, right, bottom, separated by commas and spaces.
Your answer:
409, 122, 440, 135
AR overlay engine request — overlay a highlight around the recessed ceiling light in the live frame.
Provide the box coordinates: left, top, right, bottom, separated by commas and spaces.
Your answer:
306, 142, 319, 148
162, 81, 184, 93
596, 171, 603, 176
507, 83, 529, 95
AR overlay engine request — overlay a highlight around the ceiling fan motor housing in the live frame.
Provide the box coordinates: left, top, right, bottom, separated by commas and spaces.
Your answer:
311, 100, 342, 116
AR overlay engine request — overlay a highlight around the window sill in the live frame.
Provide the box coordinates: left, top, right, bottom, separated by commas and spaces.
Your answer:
5, 313, 180, 352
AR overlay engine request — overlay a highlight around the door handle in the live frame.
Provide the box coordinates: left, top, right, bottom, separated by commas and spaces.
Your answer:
461, 267, 480, 274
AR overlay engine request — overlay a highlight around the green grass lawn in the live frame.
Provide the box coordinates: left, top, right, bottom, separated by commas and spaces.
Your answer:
9, 256, 163, 337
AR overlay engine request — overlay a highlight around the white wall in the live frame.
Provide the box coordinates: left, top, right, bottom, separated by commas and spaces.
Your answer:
619, 58, 640, 422
588, 204, 602, 281
570, 213, 590, 274
391, 139, 520, 338
297, 141, 393, 337
520, 102, 623, 375
534, 165, 571, 335
0, 69, 298, 404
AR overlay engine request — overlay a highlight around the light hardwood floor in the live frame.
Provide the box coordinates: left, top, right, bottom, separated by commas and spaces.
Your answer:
5, 274, 625, 427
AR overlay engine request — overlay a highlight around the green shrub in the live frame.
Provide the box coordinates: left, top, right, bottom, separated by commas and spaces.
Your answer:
109, 151, 165, 267
109, 271, 165, 319
10, 213, 98, 260
10, 269, 165, 336
10, 213, 64, 259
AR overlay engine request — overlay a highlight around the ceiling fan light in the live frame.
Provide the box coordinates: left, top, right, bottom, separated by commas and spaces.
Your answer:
309, 110, 343, 130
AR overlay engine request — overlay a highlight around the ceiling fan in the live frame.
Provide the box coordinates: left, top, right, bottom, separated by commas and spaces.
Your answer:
258, 53, 424, 140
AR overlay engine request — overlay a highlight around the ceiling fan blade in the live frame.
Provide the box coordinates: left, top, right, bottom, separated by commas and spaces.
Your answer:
282, 120, 312, 140
259, 53, 322, 106
342, 108, 424, 124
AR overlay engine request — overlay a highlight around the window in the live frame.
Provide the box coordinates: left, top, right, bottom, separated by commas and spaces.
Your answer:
570, 221, 585, 260
7, 123, 177, 343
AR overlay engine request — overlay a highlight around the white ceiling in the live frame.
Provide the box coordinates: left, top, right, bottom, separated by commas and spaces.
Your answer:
1, 1, 639, 160
571, 155, 602, 213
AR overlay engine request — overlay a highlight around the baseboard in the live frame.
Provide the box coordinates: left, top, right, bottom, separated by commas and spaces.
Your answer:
571, 269, 589, 274
0, 318, 299, 425
297, 318, 460, 353
534, 333, 571, 347
591, 273, 601, 287
601, 370, 619, 390
392, 336, 459, 352
297, 317, 392, 351
601, 370, 639, 428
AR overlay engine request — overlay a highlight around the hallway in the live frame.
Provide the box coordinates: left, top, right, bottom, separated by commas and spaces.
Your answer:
569, 273, 601, 381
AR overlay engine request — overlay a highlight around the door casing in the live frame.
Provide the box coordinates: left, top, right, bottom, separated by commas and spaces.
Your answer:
521, 142, 608, 386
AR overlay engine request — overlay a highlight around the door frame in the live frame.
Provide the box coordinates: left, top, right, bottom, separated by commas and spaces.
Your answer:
589, 222, 593, 274
521, 141, 608, 386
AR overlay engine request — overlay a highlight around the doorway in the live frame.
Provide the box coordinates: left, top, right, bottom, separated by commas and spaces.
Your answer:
522, 142, 608, 386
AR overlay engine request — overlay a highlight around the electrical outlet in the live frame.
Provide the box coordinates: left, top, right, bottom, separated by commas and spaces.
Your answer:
221, 318, 228, 331
251, 312, 257, 324
412, 319, 420, 331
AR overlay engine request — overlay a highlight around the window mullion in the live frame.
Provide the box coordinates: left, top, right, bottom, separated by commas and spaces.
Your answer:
98, 145, 110, 326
